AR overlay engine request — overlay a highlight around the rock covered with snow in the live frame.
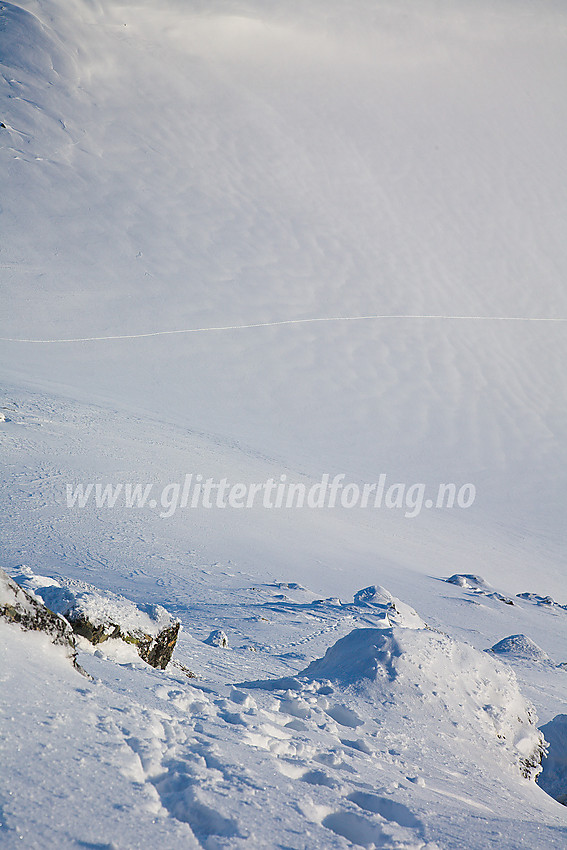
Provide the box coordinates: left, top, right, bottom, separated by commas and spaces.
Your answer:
445, 573, 489, 590
445, 574, 515, 605
517, 592, 567, 611
352, 585, 425, 629
489, 634, 551, 663
0, 567, 79, 667
12, 566, 180, 669
205, 628, 229, 648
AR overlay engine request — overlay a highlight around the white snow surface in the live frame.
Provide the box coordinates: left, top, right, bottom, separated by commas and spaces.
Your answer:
1, 588, 566, 850
490, 634, 552, 664
0, 568, 37, 615
1, 0, 567, 846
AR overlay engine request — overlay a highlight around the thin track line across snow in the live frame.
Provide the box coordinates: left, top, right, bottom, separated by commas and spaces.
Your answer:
1, 313, 566, 343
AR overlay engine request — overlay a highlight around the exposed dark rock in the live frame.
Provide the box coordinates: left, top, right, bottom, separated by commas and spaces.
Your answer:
171, 659, 198, 679
0, 568, 83, 672
136, 621, 181, 669
66, 614, 179, 669
69, 616, 122, 644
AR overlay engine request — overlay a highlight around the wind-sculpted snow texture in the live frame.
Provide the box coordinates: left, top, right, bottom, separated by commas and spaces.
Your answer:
1, 0, 566, 569
1, 0, 567, 846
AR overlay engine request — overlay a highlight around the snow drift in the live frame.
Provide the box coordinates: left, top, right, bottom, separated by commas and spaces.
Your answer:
250, 623, 547, 782
490, 634, 551, 663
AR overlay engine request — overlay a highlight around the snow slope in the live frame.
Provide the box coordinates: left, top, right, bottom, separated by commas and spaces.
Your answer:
1, 0, 567, 846
2, 578, 566, 849
1, 0, 566, 560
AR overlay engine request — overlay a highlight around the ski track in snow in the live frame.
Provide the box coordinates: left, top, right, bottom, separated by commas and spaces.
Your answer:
2, 0, 567, 846
1, 313, 566, 344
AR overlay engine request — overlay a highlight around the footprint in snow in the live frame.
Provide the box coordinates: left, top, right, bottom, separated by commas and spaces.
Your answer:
347, 791, 422, 830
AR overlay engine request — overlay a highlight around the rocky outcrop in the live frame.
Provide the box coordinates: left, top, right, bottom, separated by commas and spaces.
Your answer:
445, 574, 515, 605
68, 612, 180, 669
11, 566, 180, 669
0, 568, 81, 669
136, 621, 181, 668
352, 585, 425, 629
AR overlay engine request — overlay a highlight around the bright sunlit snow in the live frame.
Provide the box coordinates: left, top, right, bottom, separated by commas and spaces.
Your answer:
1, 0, 566, 847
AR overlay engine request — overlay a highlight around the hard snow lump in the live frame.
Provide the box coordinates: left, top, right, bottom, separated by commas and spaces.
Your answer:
489, 634, 551, 663
205, 628, 229, 647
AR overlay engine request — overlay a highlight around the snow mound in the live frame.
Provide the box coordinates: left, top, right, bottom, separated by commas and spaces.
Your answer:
352, 585, 425, 629
539, 715, 567, 805
301, 627, 402, 684
445, 574, 489, 590
300, 626, 544, 780
489, 634, 551, 662
274, 582, 307, 592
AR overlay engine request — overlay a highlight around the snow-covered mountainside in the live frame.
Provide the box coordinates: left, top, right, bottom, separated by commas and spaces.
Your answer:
1, 0, 566, 847
1, 570, 566, 849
